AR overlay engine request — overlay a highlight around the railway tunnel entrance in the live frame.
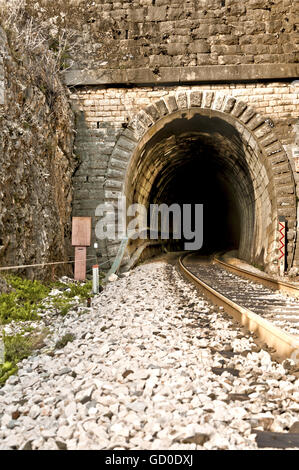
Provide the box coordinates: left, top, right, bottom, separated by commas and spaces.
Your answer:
145, 115, 244, 255
125, 112, 254, 262
103, 92, 296, 274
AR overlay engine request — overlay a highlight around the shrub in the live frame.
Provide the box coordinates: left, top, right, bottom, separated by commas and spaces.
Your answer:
50, 280, 92, 315
64, 280, 92, 300
0, 329, 48, 385
51, 296, 73, 316
55, 333, 75, 349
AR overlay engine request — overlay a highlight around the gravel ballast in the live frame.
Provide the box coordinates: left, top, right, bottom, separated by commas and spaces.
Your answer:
0, 261, 298, 450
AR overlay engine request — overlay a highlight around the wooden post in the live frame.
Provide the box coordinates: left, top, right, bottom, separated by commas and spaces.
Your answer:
72, 217, 91, 281
74, 246, 87, 281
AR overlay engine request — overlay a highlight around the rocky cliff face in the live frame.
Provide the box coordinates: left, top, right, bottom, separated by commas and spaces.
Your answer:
0, 26, 76, 279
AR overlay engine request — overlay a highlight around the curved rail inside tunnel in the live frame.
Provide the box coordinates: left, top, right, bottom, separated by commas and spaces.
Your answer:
102, 92, 296, 274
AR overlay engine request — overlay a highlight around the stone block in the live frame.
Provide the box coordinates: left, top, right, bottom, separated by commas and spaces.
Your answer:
138, 109, 154, 127
176, 92, 188, 109
222, 97, 236, 114
110, 158, 128, 170
212, 94, 225, 111
165, 95, 178, 113
127, 8, 145, 22
266, 141, 283, 156
104, 190, 122, 201
117, 136, 136, 152
188, 41, 210, 54
107, 168, 126, 179
277, 195, 296, 206
274, 174, 293, 185
247, 114, 266, 131
259, 133, 278, 147
167, 43, 187, 56
155, 99, 168, 116
112, 147, 131, 162
269, 152, 288, 166
231, 101, 247, 118
239, 107, 256, 124
277, 184, 294, 195
105, 179, 123, 190
202, 91, 214, 108
196, 54, 213, 65
189, 91, 203, 107
254, 124, 273, 139
271, 162, 290, 175
277, 207, 296, 218
146, 6, 167, 21
145, 105, 160, 122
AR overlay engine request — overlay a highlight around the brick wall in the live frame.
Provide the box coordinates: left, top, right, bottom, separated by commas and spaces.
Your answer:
70, 82, 299, 270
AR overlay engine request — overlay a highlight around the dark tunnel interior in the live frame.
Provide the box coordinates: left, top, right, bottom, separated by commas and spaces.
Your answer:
148, 155, 241, 254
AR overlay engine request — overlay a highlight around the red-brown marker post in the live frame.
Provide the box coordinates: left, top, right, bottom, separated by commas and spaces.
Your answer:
72, 217, 92, 281
278, 216, 286, 276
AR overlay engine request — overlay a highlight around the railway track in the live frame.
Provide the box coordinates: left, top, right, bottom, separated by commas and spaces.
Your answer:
179, 253, 299, 364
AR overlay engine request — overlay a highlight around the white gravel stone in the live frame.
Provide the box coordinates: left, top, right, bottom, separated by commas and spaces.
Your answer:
64, 402, 77, 418
29, 405, 41, 419
0, 260, 299, 450
57, 425, 74, 440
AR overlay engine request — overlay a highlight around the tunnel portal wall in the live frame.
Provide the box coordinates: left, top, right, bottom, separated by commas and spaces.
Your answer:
71, 83, 298, 273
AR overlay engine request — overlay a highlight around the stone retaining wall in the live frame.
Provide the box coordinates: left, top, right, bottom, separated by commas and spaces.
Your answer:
66, 0, 299, 71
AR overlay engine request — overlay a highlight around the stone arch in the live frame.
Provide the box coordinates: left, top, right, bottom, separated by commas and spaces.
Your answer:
103, 90, 296, 273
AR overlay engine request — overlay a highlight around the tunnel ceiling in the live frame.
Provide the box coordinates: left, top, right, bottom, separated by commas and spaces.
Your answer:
130, 114, 257, 204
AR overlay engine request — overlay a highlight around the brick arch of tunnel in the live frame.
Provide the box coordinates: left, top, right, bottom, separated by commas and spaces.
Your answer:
103, 92, 296, 274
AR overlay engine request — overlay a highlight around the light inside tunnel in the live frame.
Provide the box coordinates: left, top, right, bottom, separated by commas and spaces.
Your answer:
125, 109, 273, 267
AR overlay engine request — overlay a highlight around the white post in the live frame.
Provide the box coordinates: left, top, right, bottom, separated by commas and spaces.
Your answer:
92, 264, 99, 295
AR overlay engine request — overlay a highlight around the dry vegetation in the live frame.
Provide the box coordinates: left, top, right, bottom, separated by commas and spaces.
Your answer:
0, 0, 86, 107
0, 0, 116, 74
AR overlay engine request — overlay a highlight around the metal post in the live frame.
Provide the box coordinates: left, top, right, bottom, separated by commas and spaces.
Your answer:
92, 264, 99, 295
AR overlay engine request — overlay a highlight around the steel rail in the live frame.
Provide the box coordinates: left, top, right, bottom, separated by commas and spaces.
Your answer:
178, 254, 299, 364
214, 257, 299, 300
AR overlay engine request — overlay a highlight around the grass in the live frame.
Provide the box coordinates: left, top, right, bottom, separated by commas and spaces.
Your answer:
0, 276, 94, 323
55, 333, 75, 349
0, 275, 51, 324
0, 275, 97, 385
50, 280, 93, 316
0, 329, 48, 386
